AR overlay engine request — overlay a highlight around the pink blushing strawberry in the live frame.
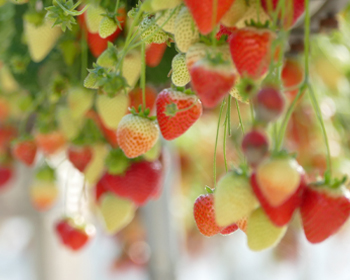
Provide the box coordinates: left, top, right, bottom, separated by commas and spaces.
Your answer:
242, 130, 269, 167
12, 139, 37, 167
156, 88, 202, 140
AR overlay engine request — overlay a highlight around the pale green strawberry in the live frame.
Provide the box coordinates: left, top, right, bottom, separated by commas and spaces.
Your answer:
96, 93, 129, 130
171, 53, 190, 87
56, 106, 83, 140
84, 72, 99, 89
123, 49, 142, 90
139, 17, 168, 45
155, 7, 181, 34
98, 193, 136, 234
174, 6, 199, 53
214, 172, 259, 227
97, 43, 118, 68
246, 208, 287, 251
67, 88, 94, 120
84, 144, 109, 184
99, 17, 118, 39
0, 65, 19, 93
86, 5, 105, 33
24, 18, 62, 63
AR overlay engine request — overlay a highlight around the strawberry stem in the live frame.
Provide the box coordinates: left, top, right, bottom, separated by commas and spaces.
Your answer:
223, 99, 229, 172
211, 0, 218, 48
140, 42, 147, 112
227, 95, 231, 136
235, 99, 245, 135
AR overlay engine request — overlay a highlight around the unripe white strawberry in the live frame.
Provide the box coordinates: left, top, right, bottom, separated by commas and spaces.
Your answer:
98, 193, 136, 234
67, 88, 94, 120
171, 53, 190, 87
220, 0, 248, 27
215, 172, 259, 227
99, 17, 118, 39
174, 7, 199, 53
155, 7, 180, 34
123, 49, 142, 90
97, 44, 118, 68
86, 5, 105, 33
24, 18, 62, 63
139, 17, 168, 45
236, 0, 270, 28
247, 207, 287, 251
96, 94, 129, 130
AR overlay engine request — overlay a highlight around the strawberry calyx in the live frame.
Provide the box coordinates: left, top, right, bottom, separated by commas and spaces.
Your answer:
129, 106, 156, 121
235, 77, 259, 101
244, 19, 270, 29
100, 9, 125, 30
270, 149, 296, 160
35, 164, 55, 182
205, 185, 214, 194
311, 172, 348, 190
105, 148, 130, 175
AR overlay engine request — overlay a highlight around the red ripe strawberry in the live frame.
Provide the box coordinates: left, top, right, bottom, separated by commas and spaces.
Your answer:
190, 56, 236, 108
281, 58, 304, 99
12, 139, 37, 166
97, 160, 162, 206
194, 193, 238, 237
242, 130, 269, 167
255, 85, 285, 123
251, 172, 306, 226
184, 0, 236, 34
300, 184, 350, 244
35, 131, 66, 155
261, 0, 305, 29
55, 218, 92, 251
0, 165, 12, 188
67, 145, 93, 172
129, 86, 157, 113
229, 27, 275, 79
156, 88, 202, 140
145, 43, 167, 67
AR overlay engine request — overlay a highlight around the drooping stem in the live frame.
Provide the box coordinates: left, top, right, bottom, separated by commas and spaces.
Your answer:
223, 101, 229, 172
114, 0, 120, 13
235, 99, 245, 135
140, 42, 147, 112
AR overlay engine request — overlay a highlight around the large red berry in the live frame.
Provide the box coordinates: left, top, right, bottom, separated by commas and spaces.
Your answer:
145, 43, 167, 67
194, 193, 238, 237
261, 0, 305, 29
229, 27, 275, 79
251, 172, 306, 226
300, 184, 350, 244
67, 145, 93, 172
0, 165, 12, 188
190, 57, 236, 108
12, 139, 37, 166
255, 86, 285, 123
242, 130, 269, 167
184, 0, 236, 34
156, 88, 202, 140
97, 160, 163, 206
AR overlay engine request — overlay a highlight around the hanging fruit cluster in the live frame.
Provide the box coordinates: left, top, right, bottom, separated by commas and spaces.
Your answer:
0, 0, 350, 252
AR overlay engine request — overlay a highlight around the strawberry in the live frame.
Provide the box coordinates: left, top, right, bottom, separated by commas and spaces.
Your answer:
67, 87, 94, 120
97, 160, 163, 206
281, 58, 304, 99
174, 7, 200, 53
67, 145, 93, 172
156, 88, 202, 140
183, 0, 236, 35
155, 7, 181, 34
122, 49, 142, 90
35, 130, 66, 155
220, 0, 248, 27
255, 85, 285, 123
129, 86, 157, 112
96, 93, 129, 130
190, 55, 236, 108
117, 113, 159, 158
300, 183, 350, 244
261, 0, 305, 29
256, 157, 302, 207
146, 42, 167, 67
251, 172, 306, 227
99, 17, 118, 39
55, 218, 93, 251
96, 43, 118, 68
139, 17, 168, 45
241, 130, 269, 167
12, 138, 37, 166
246, 207, 287, 251
229, 27, 276, 79
85, 5, 105, 33
194, 193, 238, 237
220, 223, 239, 235
235, 0, 271, 28
0, 165, 12, 189
171, 53, 191, 87
214, 171, 259, 227
144, 0, 182, 12
23, 16, 62, 63
98, 193, 136, 234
